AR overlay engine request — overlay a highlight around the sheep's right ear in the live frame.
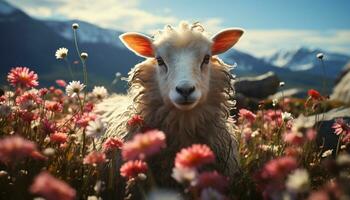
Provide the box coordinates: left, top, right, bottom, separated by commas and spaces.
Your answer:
119, 32, 155, 58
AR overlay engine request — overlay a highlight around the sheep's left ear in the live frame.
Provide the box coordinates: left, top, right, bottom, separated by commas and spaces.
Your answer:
119, 32, 155, 58
211, 28, 244, 55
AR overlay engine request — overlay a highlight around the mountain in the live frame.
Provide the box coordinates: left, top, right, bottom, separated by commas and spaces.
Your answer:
44, 20, 124, 48
224, 50, 335, 91
0, 0, 142, 92
265, 47, 350, 78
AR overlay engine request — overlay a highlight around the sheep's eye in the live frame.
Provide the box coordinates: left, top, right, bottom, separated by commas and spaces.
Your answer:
201, 55, 210, 68
156, 57, 168, 72
156, 57, 165, 66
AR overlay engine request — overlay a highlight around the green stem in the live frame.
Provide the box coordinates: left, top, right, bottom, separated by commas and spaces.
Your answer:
64, 57, 74, 80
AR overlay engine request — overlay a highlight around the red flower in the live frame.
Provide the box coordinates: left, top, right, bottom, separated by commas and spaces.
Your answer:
127, 115, 144, 127
50, 132, 68, 144
120, 160, 148, 179
239, 108, 256, 123
122, 129, 166, 160
195, 171, 229, 193
83, 151, 107, 165
308, 89, 322, 100
175, 144, 215, 169
102, 137, 123, 153
7, 67, 39, 88
0, 136, 39, 164
55, 80, 67, 87
30, 172, 76, 200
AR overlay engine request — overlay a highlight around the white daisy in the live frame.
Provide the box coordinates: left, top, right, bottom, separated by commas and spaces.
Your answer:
286, 169, 310, 192
272, 99, 278, 107
65, 81, 85, 97
55, 47, 68, 60
282, 112, 293, 122
72, 23, 79, 29
316, 53, 324, 60
92, 86, 108, 100
171, 167, 197, 184
80, 52, 88, 59
86, 117, 107, 138
322, 149, 333, 158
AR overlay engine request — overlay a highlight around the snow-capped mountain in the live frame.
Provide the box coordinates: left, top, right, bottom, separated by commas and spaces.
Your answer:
265, 47, 350, 77
44, 20, 124, 48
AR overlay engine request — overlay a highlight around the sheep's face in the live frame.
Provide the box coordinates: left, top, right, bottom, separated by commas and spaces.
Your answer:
120, 22, 244, 111
153, 34, 212, 110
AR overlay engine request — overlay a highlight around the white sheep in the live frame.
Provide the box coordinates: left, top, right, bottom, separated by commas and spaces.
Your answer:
97, 21, 244, 184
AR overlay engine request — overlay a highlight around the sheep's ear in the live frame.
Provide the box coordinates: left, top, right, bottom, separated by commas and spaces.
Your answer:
119, 32, 155, 58
211, 28, 244, 55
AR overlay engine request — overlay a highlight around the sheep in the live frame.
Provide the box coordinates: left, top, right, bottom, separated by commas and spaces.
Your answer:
97, 21, 244, 186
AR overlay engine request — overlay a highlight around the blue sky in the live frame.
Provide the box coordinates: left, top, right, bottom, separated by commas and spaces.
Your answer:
9, 0, 350, 57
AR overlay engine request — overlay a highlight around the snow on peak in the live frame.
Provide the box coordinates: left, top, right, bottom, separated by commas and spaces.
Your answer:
45, 20, 124, 48
0, 1, 16, 15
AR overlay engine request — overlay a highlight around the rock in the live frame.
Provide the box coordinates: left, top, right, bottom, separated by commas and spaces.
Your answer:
235, 72, 280, 99
293, 107, 350, 153
269, 88, 306, 100
332, 62, 350, 104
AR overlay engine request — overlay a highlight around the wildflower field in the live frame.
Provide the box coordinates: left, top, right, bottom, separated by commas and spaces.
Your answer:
1, 23, 350, 200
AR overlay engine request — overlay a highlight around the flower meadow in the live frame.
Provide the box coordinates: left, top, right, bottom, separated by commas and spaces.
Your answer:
1, 24, 350, 200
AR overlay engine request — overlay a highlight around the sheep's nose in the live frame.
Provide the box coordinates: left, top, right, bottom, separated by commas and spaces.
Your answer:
176, 84, 195, 98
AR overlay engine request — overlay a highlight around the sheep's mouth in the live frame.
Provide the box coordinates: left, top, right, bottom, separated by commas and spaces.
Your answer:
173, 99, 198, 110
178, 101, 195, 105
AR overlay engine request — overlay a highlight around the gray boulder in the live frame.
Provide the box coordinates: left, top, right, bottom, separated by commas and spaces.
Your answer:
235, 71, 280, 99
332, 61, 350, 104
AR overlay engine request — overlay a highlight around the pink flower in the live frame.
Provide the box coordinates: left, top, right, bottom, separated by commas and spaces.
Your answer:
120, 160, 148, 179
332, 118, 350, 135
127, 115, 144, 127
83, 151, 107, 165
75, 112, 97, 128
175, 144, 215, 169
258, 156, 298, 181
16, 91, 42, 110
239, 108, 256, 123
30, 172, 76, 200
38, 88, 49, 96
7, 67, 39, 88
102, 137, 123, 153
41, 119, 58, 135
195, 171, 228, 193
55, 80, 67, 87
306, 129, 317, 141
283, 131, 304, 145
50, 132, 68, 144
122, 129, 166, 160
83, 102, 94, 112
45, 101, 63, 112
0, 136, 39, 164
